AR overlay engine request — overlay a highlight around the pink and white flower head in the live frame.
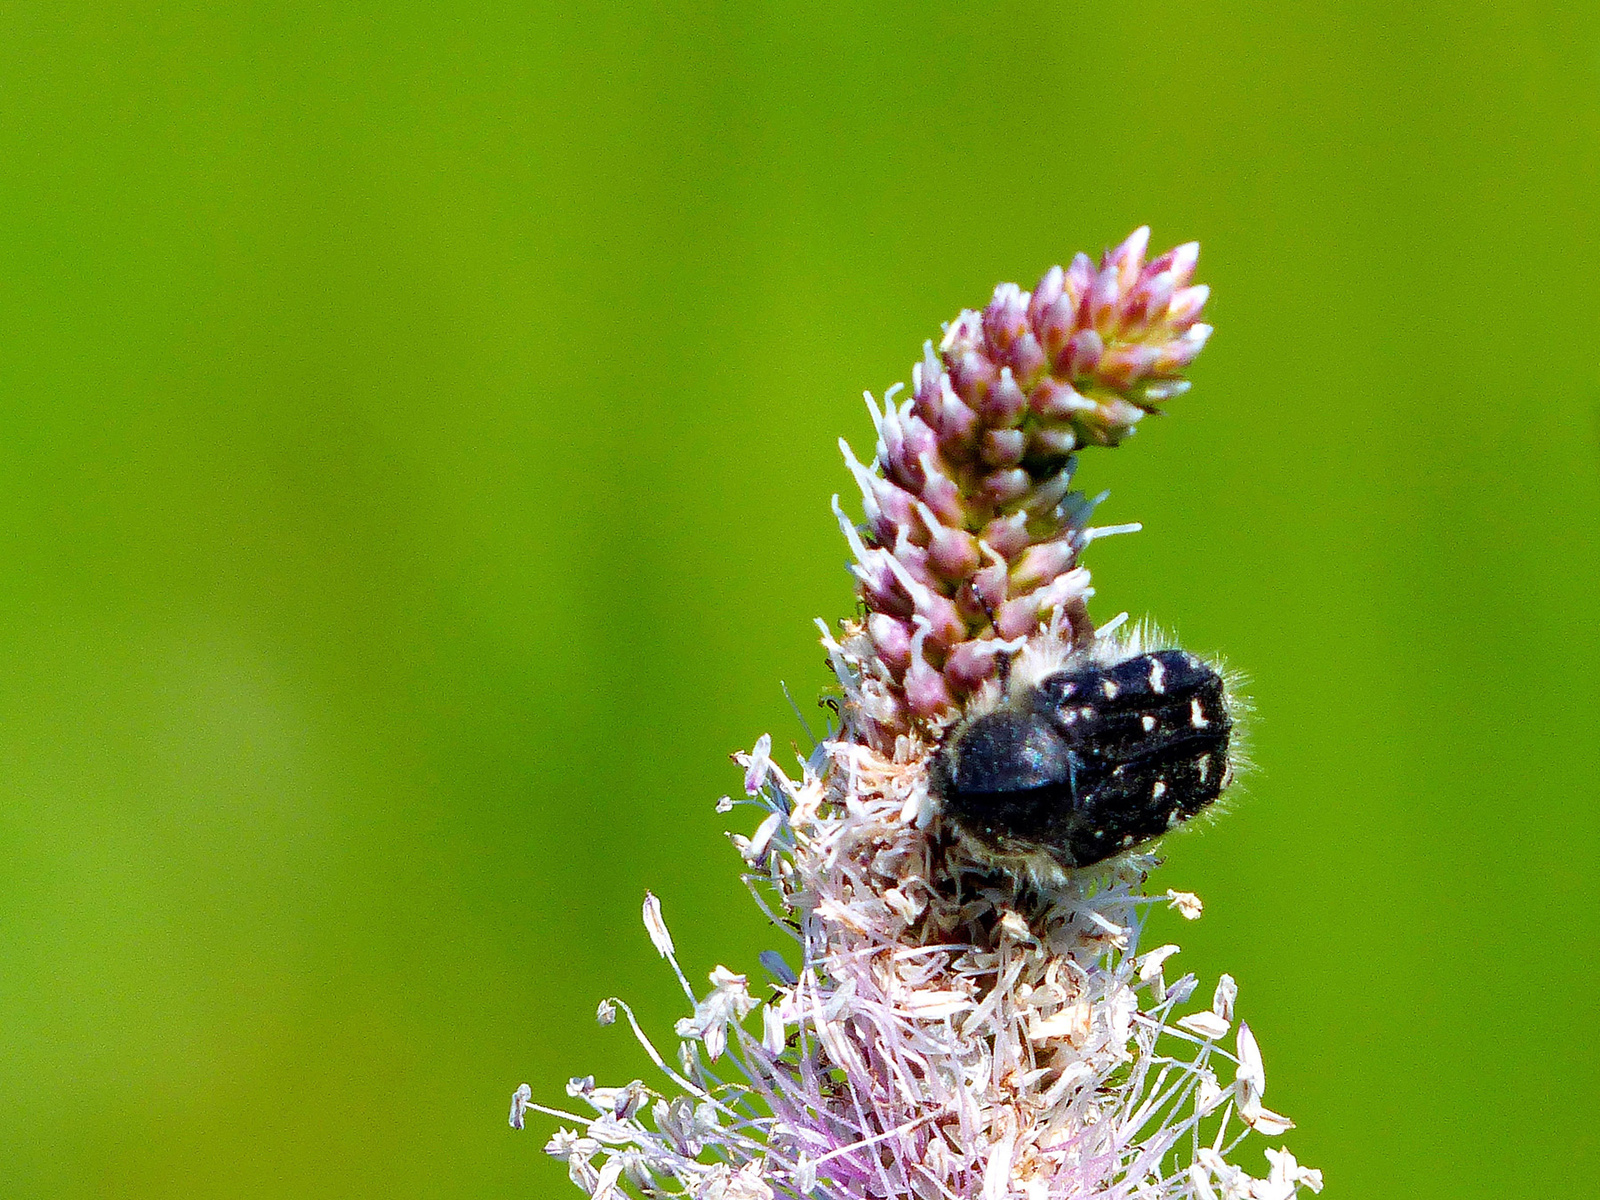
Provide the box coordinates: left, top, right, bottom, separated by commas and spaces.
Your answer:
514, 231, 1320, 1200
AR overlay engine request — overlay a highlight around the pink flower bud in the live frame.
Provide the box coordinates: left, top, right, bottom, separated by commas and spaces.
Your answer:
1088, 265, 1124, 334
1106, 225, 1150, 293
916, 453, 964, 526
866, 477, 918, 545
1152, 324, 1213, 373
978, 468, 1030, 510
939, 309, 983, 358
961, 554, 1010, 621
979, 427, 1026, 468
902, 643, 952, 717
1167, 241, 1200, 287
943, 639, 1001, 691
996, 594, 1042, 639
979, 511, 1031, 559
854, 555, 912, 618
1033, 292, 1080, 360
925, 521, 981, 582
932, 376, 980, 446
948, 349, 999, 408
866, 612, 912, 670
1063, 252, 1095, 312
1082, 397, 1147, 443
1010, 537, 1078, 591
1018, 464, 1078, 517
978, 368, 1028, 427
891, 565, 966, 646
884, 411, 937, 488
1123, 270, 1176, 331
1004, 329, 1048, 387
890, 527, 934, 585
1099, 343, 1162, 389
1058, 328, 1105, 378
1142, 244, 1178, 277
1027, 264, 1065, 327
1029, 424, 1078, 457
912, 356, 946, 425
1166, 284, 1211, 329
1031, 377, 1096, 420
982, 282, 1029, 354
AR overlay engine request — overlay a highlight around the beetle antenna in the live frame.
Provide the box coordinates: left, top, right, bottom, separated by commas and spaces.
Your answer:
969, 584, 1015, 692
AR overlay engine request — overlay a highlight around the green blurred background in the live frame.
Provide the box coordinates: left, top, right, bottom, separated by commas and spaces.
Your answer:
1, 1, 1597, 1196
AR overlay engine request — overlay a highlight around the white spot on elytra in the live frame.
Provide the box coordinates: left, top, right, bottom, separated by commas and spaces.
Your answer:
1141, 714, 1157, 732
1189, 697, 1209, 728
1120, 834, 1134, 846
1197, 756, 1211, 783
1149, 658, 1166, 693
1152, 780, 1167, 799
1102, 679, 1119, 698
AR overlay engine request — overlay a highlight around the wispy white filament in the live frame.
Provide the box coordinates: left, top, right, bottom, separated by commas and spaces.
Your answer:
517, 730, 1320, 1200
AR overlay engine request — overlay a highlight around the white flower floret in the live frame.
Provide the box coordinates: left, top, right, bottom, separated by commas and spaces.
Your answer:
1167, 889, 1205, 919
641, 893, 674, 959
743, 734, 772, 796
1178, 1009, 1233, 1040
509, 1083, 532, 1130
1263, 1148, 1323, 1195
1213, 973, 1238, 1024
673, 967, 758, 1062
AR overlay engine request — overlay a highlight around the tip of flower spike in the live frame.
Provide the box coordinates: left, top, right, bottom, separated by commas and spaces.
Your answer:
828, 229, 1214, 731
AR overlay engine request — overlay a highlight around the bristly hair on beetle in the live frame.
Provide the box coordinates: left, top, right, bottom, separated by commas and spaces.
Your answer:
926, 620, 1250, 888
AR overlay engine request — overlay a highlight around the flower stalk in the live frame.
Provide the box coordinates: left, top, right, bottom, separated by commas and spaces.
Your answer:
513, 230, 1320, 1200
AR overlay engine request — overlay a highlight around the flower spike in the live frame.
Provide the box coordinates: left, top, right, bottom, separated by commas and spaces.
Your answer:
835, 229, 1214, 728
515, 232, 1319, 1200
